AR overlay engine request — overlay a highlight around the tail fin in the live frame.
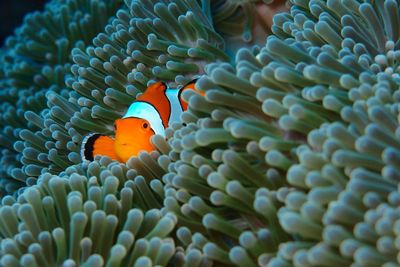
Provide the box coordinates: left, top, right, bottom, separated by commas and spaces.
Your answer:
81, 133, 119, 161
182, 78, 205, 96
178, 78, 205, 110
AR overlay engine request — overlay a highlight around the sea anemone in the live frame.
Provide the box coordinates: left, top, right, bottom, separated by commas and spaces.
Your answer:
14, 0, 285, 191
0, 0, 124, 196
0, 156, 177, 266
1, 0, 399, 266
154, 0, 400, 265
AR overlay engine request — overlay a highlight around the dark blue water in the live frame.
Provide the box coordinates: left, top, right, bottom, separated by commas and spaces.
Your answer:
0, 0, 47, 46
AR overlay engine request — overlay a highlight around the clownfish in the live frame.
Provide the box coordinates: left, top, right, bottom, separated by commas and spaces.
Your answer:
81, 80, 199, 163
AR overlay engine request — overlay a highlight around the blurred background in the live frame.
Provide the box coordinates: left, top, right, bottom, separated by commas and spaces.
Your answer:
0, 0, 47, 46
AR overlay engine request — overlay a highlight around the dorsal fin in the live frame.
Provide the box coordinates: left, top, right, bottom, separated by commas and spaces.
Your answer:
137, 82, 170, 128
141, 81, 167, 95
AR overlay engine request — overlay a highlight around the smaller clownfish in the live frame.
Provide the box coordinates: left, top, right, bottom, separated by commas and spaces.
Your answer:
81, 80, 200, 163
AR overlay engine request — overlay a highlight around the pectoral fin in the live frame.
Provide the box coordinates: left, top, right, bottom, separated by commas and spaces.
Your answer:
81, 133, 118, 161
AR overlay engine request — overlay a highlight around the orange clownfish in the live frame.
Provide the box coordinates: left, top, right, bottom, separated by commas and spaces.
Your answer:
81, 80, 199, 163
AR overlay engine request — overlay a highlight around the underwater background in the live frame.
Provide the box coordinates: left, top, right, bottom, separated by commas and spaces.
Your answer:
0, 0, 399, 266
0, 0, 47, 45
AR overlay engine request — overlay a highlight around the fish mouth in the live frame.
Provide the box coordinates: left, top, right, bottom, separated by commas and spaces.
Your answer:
120, 143, 135, 147
116, 142, 147, 151
118, 143, 140, 150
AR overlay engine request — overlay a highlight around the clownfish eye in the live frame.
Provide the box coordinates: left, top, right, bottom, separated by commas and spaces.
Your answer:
142, 122, 149, 129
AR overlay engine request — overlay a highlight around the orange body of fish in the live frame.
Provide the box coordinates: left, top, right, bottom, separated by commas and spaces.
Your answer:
81, 80, 199, 162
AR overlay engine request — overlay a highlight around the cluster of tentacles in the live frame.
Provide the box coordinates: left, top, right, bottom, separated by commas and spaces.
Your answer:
0, 0, 399, 266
